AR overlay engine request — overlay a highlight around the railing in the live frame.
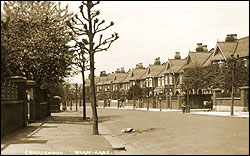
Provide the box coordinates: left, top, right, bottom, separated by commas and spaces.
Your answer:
1, 80, 19, 101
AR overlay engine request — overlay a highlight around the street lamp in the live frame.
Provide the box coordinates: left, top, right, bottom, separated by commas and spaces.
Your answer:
132, 80, 136, 109
228, 53, 239, 116
159, 90, 163, 111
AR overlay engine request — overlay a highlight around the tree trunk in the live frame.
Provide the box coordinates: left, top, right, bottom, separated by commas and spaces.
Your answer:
88, 5, 98, 135
82, 70, 86, 120
90, 52, 98, 135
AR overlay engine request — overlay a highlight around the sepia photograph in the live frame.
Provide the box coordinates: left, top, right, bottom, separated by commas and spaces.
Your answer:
1, 1, 249, 155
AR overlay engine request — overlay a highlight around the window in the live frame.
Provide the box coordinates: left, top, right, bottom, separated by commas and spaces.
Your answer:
179, 75, 182, 84
169, 75, 172, 85
162, 77, 164, 86
149, 78, 152, 87
107, 85, 110, 91
158, 78, 161, 87
146, 79, 148, 87
165, 76, 168, 85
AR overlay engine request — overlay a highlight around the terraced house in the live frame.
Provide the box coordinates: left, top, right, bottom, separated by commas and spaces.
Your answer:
110, 68, 128, 99
128, 63, 147, 88
164, 52, 186, 96
83, 34, 248, 112
183, 43, 214, 94
142, 57, 166, 96
211, 34, 249, 67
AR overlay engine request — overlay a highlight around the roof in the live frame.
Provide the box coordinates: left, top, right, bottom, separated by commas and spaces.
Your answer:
185, 52, 212, 68
157, 65, 167, 77
96, 76, 108, 85
168, 59, 186, 73
111, 73, 128, 84
144, 64, 165, 78
103, 74, 116, 85
234, 36, 249, 58
121, 70, 132, 83
201, 49, 214, 67
211, 36, 249, 61
129, 69, 147, 80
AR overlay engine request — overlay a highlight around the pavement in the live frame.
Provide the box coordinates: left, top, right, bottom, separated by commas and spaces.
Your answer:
1, 111, 115, 155
101, 106, 249, 118
1, 106, 248, 155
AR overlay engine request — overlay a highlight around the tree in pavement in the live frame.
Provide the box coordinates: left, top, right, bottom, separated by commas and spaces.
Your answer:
68, 31, 90, 120
1, 1, 75, 86
66, 1, 119, 135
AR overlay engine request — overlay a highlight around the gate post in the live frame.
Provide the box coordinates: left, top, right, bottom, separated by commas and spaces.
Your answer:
7, 76, 28, 126
212, 88, 222, 111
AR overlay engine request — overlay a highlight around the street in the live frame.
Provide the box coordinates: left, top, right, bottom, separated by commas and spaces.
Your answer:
95, 107, 249, 155
1, 107, 249, 155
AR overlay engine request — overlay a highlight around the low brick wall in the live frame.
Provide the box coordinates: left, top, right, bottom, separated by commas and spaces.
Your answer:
214, 97, 246, 112
1, 100, 25, 136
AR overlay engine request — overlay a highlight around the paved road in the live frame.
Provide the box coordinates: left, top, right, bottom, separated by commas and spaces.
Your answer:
94, 107, 249, 155
2, 108, 248, 155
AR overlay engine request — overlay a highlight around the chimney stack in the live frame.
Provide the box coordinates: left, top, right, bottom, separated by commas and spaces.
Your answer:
121, 67, 125, 73
135, 64, 139, 69
100, 71, 107, 77
154, 57, 161, 65
225, 34, 237, 42
116, 68, 121, 73
174, 52, 181, 59
139, 63, 143, 69
196, 43, 203, 52
203, 45, 208, 52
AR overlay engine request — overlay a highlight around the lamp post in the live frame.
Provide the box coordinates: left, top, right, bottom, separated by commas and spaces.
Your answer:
229, 54, 239, 116
159, 90, 163, 111
132, 81, 135, 109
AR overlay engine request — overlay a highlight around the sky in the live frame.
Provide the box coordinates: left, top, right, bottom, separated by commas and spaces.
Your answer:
2, 1, 249, 84
61, 1, 249, 84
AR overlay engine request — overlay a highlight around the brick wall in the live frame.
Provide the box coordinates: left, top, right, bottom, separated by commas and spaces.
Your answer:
1, 100, 25, 136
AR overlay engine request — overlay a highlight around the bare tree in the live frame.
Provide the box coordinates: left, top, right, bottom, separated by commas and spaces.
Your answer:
67, 1, 119, 135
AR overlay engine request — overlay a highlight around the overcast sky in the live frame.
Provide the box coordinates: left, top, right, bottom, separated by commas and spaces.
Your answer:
3, 1, 249, 84
62, 1, 249, 84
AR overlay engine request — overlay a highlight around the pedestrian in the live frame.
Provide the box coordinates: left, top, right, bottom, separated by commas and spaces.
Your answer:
182, 96, 187, 113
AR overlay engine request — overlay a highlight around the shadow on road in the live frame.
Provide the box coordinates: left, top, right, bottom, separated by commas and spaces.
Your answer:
98, 115, 122, 123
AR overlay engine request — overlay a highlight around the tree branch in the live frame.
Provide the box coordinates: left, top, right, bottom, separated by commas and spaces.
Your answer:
95, 21, 114, 33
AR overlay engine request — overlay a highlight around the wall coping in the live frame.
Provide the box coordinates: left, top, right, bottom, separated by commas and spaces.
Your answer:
212, 88, 222, 91
26, 80, 36, 86
1, 100, 24, 105
239, 86, 249, 90
7, 76, 27, 82
216, 97, 241, 100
